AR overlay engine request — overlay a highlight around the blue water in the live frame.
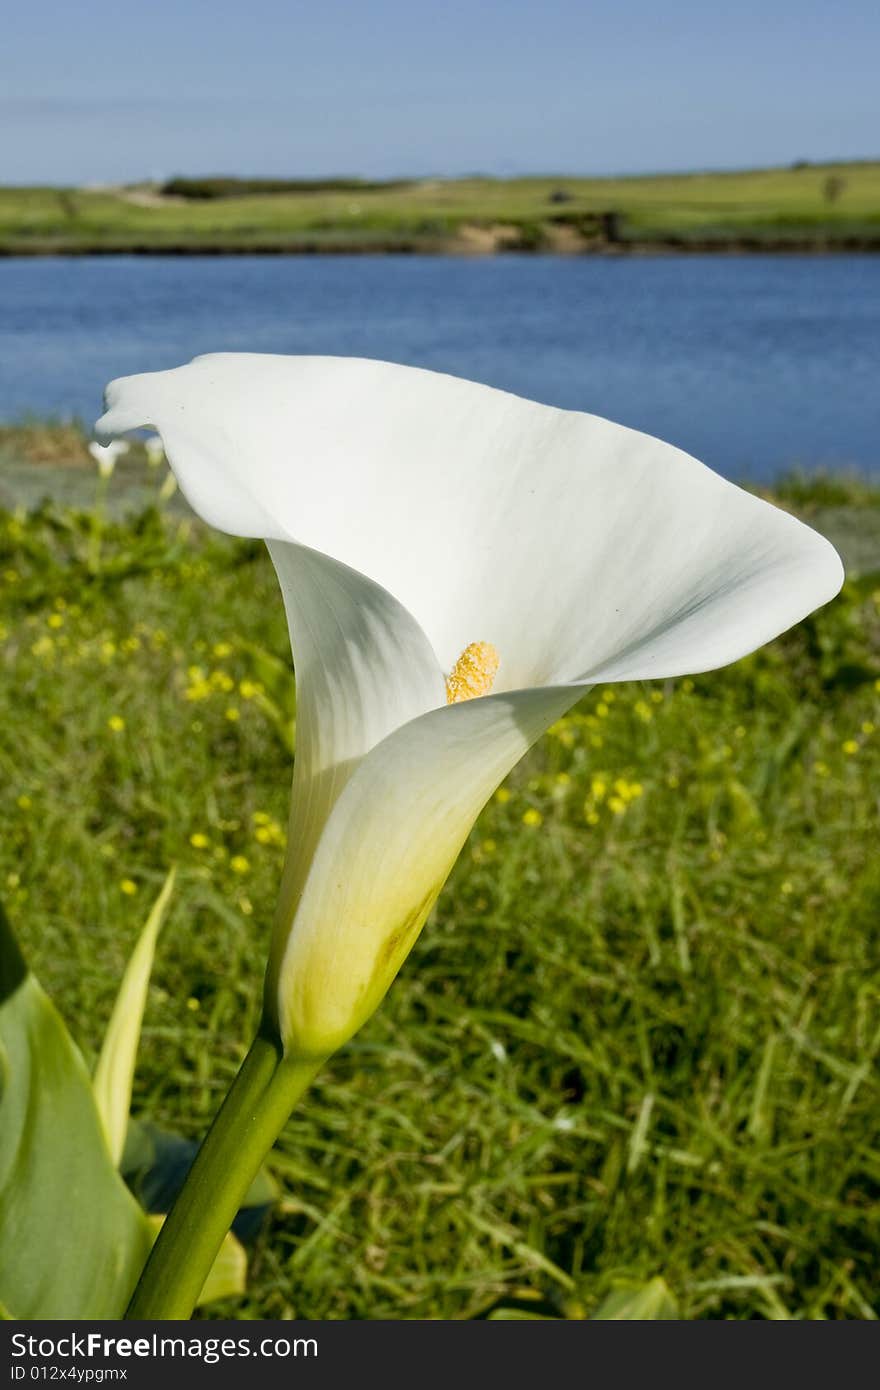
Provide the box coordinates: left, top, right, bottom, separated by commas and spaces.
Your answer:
1, 254, 878, 480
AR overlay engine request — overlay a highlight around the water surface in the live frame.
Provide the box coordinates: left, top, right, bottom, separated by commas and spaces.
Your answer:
1, 254, 877, 480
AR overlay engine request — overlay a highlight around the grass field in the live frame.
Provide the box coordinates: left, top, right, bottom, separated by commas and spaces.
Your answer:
2, 453, 879, 1319
1, 161, 880, 255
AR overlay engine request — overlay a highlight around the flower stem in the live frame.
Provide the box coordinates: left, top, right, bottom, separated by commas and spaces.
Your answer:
125, 1026, 323, 1320
87, 473, 109, 576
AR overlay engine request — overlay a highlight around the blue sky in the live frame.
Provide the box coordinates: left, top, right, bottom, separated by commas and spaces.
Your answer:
3, 0, 877, 183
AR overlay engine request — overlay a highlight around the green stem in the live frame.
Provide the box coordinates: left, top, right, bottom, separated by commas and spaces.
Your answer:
88, 472, 109, 575
125, 1025, 323, 1320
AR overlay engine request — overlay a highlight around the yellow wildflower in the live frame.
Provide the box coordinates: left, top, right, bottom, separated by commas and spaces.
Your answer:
549, 721, 575, 748
184, 674, 211, 701
190, 832, 210, 849
252, 816, 285, 846
120, 879, 138, 896
522, 808, 543, 828
107, 715, 125, 733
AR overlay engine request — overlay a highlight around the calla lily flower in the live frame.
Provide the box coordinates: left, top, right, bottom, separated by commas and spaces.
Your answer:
88, 438, 129, 479
96, 354, 843, 1062
143, 433, 165, 468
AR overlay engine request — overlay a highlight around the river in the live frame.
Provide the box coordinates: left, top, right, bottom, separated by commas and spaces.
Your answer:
1, 253, 878, 480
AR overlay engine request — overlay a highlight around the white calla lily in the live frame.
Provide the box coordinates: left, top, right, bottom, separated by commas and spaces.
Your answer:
88, 438, 129, 479
143, 433, 165, 467
96, 353, 843, 1060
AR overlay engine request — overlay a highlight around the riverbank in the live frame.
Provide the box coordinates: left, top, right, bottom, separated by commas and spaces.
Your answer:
5, 233, 880, 257
2, 162, 879, 256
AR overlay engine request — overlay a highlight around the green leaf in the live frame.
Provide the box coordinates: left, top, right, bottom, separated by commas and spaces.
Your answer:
93, 868, 176, 1164
487, 1308, 558, 1320
121, 1117, 279, 1242
196, 1231, 247, 1305
146, 1217, 247, 1306
0, 900, 153, 1319
591, 1278, 678, 1320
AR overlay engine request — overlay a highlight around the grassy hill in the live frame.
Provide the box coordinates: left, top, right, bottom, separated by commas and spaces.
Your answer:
1, 161, 879, 255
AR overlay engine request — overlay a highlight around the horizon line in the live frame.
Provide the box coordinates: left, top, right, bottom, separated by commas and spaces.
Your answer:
3, 154, 880, 192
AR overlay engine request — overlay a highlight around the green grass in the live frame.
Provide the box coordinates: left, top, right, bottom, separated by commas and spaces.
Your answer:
2, 160, 880, 255
1, 473, 879, 1320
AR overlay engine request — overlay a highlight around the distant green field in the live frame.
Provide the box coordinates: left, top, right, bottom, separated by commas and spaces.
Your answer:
1, 161, 879, 254
2, 443, 879, 1318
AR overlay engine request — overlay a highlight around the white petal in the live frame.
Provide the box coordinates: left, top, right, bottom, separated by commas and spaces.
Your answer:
267, 541, 445, 927
268, 682, 580, 1058
96, 354, 842, 688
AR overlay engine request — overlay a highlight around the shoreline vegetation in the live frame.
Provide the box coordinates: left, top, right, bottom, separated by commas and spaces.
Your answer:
2, 161, 879, 256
